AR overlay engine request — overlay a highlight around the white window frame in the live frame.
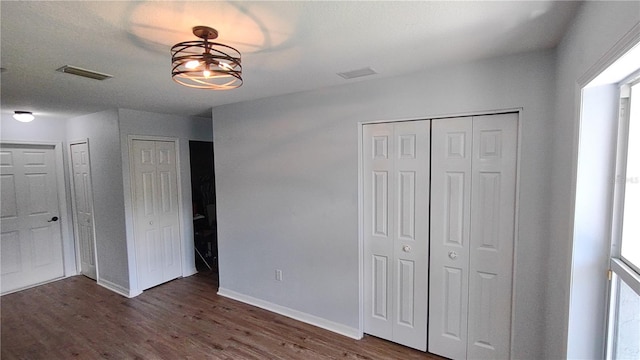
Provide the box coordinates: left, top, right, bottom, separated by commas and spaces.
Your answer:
606, 73, 640, 360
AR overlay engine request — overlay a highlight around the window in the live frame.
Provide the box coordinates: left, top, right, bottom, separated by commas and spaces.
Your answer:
607, 77, 640, 360
619, 80, 640, 272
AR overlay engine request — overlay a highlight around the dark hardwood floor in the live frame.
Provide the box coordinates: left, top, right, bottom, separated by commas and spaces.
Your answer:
1, 272, 446, 359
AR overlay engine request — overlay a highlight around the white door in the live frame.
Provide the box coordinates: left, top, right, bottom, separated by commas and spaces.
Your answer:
363, 120, 430, 351
428, 117, 473, 359
1, 144, 64, 294
131, 139, 181, 291
429, 113, 517, 359
466, 113, 517, 359
70, 142, 97, 280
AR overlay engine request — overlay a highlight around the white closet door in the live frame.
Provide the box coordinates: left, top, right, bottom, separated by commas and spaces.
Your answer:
1, 144, 64, 294
70, 142, 97, 280
467, 113, 517, 359
363, 120, 430, 351
429, 118, 473, 360
364, 122, 394, 341
153, 140, 182, 282
131, 139, 181, 291
429, 114, 517, 360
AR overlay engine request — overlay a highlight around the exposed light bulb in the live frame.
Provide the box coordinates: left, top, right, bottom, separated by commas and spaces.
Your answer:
218, 62, 232, 70
13, 111, 34, 122
185, 60, 200, 69
203, 70, 211, 78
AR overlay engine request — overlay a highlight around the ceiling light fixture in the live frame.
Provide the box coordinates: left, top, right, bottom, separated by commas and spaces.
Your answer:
171, 26, 242, 90
13, 111, 34, 122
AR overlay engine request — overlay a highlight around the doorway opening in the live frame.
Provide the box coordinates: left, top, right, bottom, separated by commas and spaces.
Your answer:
189, 141, 218, 280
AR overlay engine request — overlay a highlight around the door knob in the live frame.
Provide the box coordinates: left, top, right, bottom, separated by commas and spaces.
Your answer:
448, 251, 458, 259
48, 216, 59, 222
402, 245, 412, 253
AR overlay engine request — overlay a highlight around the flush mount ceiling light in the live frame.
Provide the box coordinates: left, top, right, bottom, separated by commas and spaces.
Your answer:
171, 26, 242, 90
13, 111, 34, 122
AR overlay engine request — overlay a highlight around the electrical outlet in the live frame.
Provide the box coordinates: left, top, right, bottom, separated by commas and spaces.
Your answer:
275, 269, 283, 282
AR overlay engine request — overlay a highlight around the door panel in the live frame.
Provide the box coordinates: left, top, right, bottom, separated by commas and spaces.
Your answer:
1, 144, 64, 294
444, 266, 464, 337
70, 142, 97, 280
364, 120, 429, 351
373, 255, 389, 319
133, 140, 162, 289
398, 171, 415, 240
430, 114, 517, 359
398, 259, 415, 325
429, 118, 472, 360
373, 171, 389, 237
467, 113, 517, 360
364, 123, 394, 340
155, 140, 181, 281
131, 139, 181, 291
392, 121, 429, 350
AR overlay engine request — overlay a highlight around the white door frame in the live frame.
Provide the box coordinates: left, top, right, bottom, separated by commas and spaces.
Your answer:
68, 139, 99, 280
357, 108, 523, 354
0, 140, 75, 280
125, 135, 184, 294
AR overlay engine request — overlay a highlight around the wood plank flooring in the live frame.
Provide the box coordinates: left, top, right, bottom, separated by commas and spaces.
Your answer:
1, 272, 446, 359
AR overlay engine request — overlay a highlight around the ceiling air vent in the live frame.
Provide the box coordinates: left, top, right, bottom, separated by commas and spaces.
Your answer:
56, 65, 113, 81
337, 67, 377, 80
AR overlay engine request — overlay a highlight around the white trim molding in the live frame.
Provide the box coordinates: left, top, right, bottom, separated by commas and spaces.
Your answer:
217, 287, 361, 340
98, 278, 142, 298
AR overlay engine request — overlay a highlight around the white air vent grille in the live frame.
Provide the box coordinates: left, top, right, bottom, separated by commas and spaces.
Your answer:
337, 67, 377, 80
56, 65, 113, 80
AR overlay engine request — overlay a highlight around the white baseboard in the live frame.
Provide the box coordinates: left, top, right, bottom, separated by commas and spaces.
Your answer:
1, 276, 66, 296
98, 278, 142, 298
183, 267, 198, 278
217, 287, 362, 340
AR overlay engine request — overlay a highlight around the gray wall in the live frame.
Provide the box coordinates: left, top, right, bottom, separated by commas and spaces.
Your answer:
118, 108, 213, 292
213, 49, 556, 358
66, 109, 130, 291
548, 2, 640, 359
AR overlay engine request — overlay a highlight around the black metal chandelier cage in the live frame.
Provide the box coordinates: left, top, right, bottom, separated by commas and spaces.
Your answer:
171, 26, 242, 90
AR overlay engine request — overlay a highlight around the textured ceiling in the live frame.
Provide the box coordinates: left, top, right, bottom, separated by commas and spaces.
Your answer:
0, 1, 581, 121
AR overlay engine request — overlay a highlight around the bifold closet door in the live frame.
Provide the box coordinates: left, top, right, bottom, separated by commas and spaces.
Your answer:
70, 142, 97, 280
429, 113, 517, 360
428, 117, 473, 360
131, 139, 182, 291
363, 120, 430, 351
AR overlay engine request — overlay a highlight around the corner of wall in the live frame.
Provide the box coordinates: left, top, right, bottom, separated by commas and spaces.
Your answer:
547, 2, 640, 359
